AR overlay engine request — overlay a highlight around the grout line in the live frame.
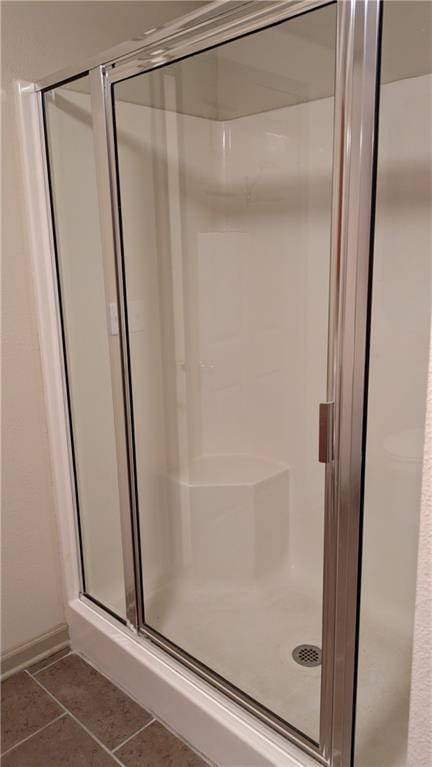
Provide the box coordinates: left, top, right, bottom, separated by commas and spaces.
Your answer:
26, 652, 214, 767
30, 650, 73, 676
74, 652, 215, 765
112, 718, 155, 753
0, 713, 67, 757
73, 651, 151, 712
26, 671, 126, 766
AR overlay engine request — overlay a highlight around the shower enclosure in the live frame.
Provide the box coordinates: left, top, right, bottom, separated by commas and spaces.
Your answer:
20, 1, 431, 766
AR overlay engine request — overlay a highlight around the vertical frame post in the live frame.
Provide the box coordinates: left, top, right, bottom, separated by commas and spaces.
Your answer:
320, 0, 382, 764
89, 67, 144, 630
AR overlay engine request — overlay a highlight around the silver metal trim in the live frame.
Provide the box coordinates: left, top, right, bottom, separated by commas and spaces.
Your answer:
89, 67, 144, 630
321, 1, 382, 764
319, 402, 335, 464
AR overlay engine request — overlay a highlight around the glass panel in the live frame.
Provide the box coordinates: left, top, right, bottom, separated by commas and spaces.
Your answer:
355, 2, 432, 765
114, 3, 336, 740
45, 78, 127, 618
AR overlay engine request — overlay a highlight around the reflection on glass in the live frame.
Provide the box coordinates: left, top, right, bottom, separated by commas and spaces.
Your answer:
114, 4, 336, 739
356, 2, 432, 765
45, 78, 126, 618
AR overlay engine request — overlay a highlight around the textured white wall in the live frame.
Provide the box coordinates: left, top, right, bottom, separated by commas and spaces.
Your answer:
407, 301, 432, 767
1, 0, 202, 656
355, 73, 431, 767
360, 73, 432, 631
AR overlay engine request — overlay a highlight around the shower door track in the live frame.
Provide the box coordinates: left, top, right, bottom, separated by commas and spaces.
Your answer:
30, 1, 383, 765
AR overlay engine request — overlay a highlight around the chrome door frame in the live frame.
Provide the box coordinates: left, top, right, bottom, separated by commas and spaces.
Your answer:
320, 2, 382, 764
37, 1, 383, 764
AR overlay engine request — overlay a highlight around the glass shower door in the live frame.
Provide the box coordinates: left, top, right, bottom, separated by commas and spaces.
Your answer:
112, 2, 336, 745
44, 78, 128, 620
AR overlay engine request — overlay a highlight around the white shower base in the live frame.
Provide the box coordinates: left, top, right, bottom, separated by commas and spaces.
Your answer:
141, 572, 411, 767
146, 576, 322, 740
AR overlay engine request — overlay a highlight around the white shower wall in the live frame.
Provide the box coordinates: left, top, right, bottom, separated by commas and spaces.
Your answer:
201, 99, 333, 589
115, 95, 220, 595
361, 73, 432, 632
355, 73, 431, 767
116, 91, 334, 602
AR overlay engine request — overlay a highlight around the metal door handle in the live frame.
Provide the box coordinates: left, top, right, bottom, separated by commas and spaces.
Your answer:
319, 402, 334, 463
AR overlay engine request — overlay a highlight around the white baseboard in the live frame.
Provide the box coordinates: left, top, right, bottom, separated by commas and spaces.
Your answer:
1, 624, 70, 679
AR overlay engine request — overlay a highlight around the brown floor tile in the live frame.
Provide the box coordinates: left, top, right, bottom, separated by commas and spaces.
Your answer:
36, 654, 152, 750
28, 647, 71, 675
1, 714, 118, 766
1, 671, 63, 753
116, 721, 208, 767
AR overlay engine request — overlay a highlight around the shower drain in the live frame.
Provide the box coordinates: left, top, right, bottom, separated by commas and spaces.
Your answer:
292, 644, 322, 667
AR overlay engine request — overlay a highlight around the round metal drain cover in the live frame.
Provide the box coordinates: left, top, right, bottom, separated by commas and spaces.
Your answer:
292, 644, 322, 667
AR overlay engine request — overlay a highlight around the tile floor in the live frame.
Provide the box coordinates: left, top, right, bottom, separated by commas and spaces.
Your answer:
1, 649, 211, 766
